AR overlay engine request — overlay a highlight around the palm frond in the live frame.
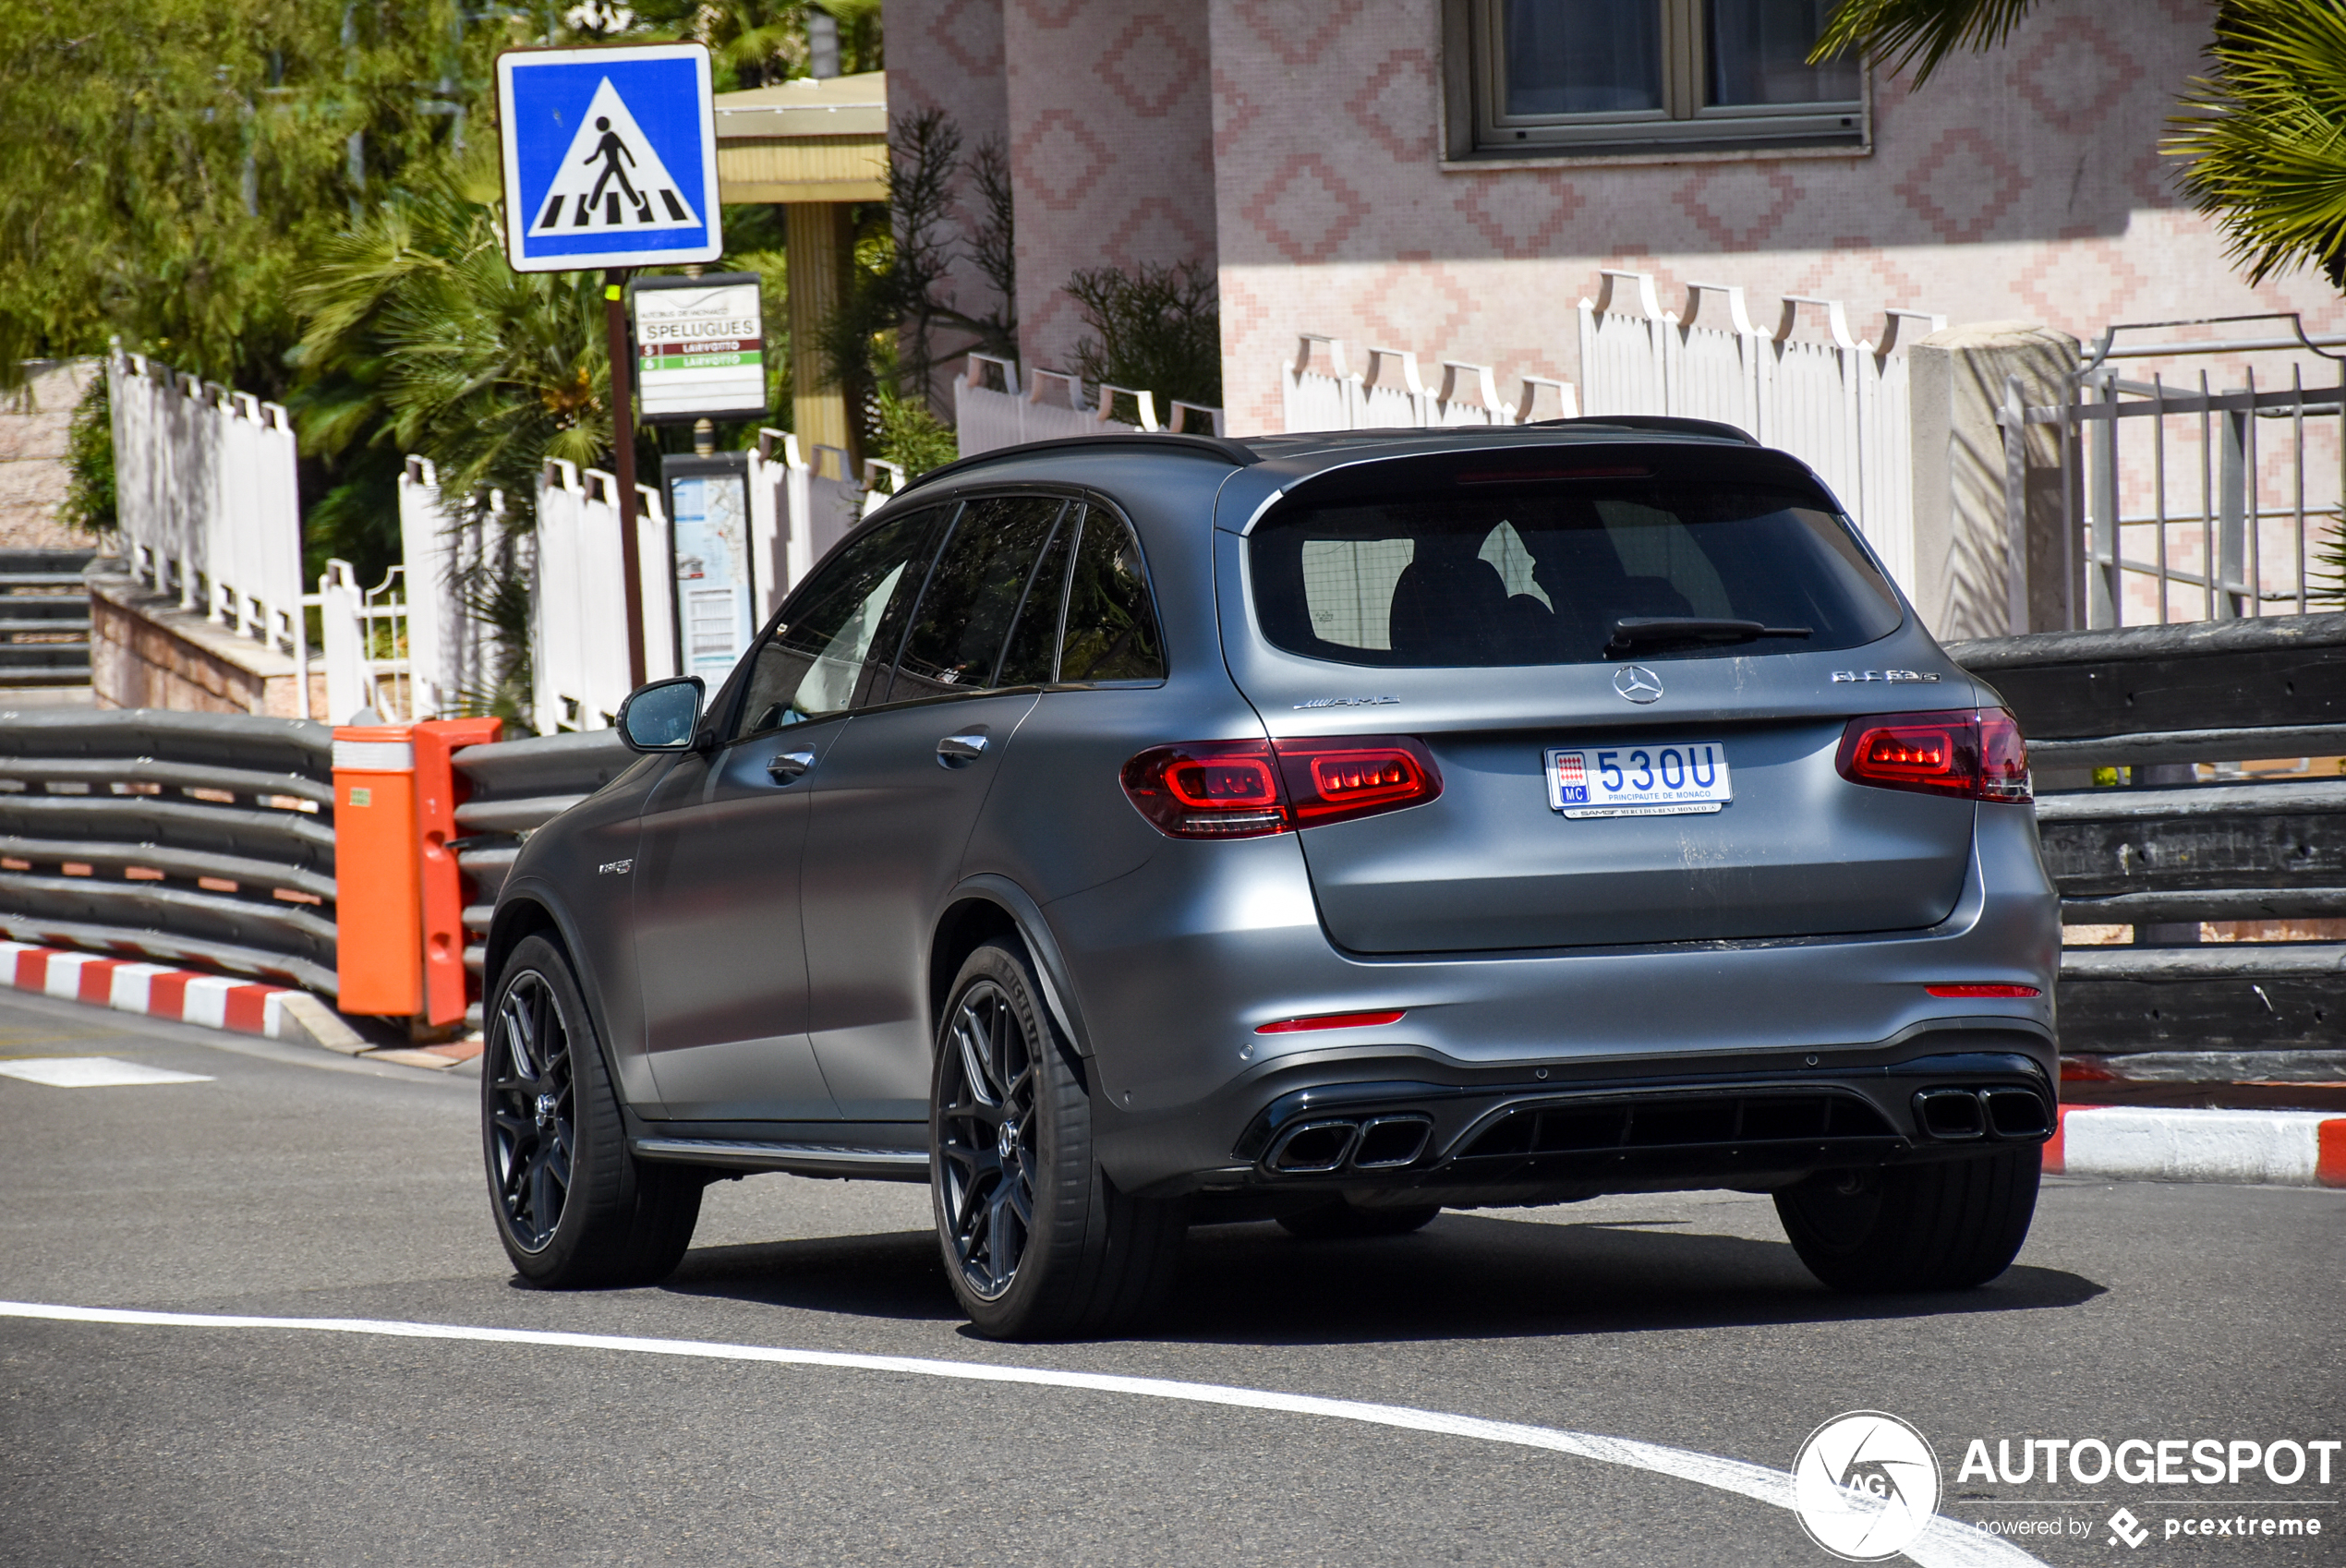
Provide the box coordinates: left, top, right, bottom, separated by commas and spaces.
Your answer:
1812, 0, 2046, 83
2169, 0, 2346, 287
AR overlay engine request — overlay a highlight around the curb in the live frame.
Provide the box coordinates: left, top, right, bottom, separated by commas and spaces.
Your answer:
2048, 1104, 2346, 1188
0, 939, 485, 1070
1, 939, 370, 1056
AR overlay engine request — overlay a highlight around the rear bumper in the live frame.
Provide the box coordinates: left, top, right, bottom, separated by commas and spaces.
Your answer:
1045, 803, 2059, 1198
1095, 1029, 2056, 1202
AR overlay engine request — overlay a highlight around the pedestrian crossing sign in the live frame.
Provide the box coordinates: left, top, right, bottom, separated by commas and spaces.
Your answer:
496, 42, 722, 272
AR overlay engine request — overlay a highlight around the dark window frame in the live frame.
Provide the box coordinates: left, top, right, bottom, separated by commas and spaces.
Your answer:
1441, 0, 1868, 163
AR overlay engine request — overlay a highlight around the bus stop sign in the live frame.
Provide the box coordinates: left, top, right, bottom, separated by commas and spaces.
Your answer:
496, 42, 722, 274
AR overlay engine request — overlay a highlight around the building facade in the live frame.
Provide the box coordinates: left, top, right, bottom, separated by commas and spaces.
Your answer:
888, 0, 2345, 435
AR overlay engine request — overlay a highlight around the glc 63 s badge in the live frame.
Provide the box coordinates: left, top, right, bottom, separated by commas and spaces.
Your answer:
1832, 669, 1941, 683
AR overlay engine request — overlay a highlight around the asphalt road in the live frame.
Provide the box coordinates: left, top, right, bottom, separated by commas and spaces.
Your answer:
1, 986, 2339, 1568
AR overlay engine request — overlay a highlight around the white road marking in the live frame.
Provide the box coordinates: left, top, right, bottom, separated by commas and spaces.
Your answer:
0, 1299, 2045, 1567
0, 1057, 212, 1088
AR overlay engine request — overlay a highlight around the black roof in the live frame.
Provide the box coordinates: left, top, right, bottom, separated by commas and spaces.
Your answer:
886, 416, 1758, 503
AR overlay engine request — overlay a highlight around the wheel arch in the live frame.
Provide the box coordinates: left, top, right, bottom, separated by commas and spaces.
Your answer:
483, 886, 633, 1099
930, 874, 1093, 1056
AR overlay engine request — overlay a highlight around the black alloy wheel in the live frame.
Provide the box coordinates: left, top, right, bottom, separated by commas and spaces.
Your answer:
935, 976, 1039, 1301
481, 934, 702, 1287
488, 967, 574, 1253
928, 941, 1186, 1338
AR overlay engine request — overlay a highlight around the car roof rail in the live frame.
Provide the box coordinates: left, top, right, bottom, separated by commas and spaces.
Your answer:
885, 432, 1261, 504
1522, 415, 1760, 445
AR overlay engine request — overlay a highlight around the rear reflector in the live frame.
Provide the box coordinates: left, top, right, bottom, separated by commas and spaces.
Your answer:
1122, 735, 1442, 838
1254, 1009, 1407, 1034
1925, 983, 2042, 998
1836, 707, 2031, 803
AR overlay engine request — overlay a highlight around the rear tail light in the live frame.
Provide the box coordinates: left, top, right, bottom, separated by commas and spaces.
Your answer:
1836, 707, 2031, 803
1121, 735, 1443, 838
1925, 983, 2041, 999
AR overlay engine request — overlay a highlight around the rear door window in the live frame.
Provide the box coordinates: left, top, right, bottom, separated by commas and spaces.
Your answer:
887, 496, 1069, 701
1251, 476, 1901, 668
725, 506, 950, 739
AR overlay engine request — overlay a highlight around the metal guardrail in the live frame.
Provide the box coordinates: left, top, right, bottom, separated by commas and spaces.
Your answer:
449, 730, 633, 1008
1951, 610, 2346, 1063
0, 708, 338, 994
6, 646, 2336, 1080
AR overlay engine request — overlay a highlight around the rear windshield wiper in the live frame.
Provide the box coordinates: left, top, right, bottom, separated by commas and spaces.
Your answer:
1606, 617, 1814, 655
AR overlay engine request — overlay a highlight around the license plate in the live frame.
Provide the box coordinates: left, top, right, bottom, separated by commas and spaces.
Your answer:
1546, 742, 1732, 818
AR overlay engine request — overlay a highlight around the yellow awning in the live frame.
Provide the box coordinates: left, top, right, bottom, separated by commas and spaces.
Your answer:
715, 70, 888, 204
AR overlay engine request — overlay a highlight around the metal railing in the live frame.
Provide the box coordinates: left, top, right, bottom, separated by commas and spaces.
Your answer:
0, 709, 338, 994
1998, 314, 2346, 630
1950, 611, 2346, 1074
448, 730, 633, 1021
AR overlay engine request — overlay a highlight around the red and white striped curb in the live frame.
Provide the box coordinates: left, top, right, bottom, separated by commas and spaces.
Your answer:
2048, 1103, 2346, 1188
0, 940, 353, 1052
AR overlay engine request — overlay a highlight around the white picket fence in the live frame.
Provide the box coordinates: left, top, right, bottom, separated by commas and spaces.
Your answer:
1576, 271, 1943, 594
745, 428, 897, 621
1281, 336, 1579, 432
954, 355, 1225, 458
519, 433, 901, 731
530, 459, 676, 735
105, 350, 306, 664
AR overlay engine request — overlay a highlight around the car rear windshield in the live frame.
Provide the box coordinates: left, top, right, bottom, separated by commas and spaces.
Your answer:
1249, 473, 1903, 668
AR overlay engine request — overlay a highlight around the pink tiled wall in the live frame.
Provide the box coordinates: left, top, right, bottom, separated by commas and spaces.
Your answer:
890, 0, 2346, 441
1001, 0, 1219, 373
1207, 0, 2346, 434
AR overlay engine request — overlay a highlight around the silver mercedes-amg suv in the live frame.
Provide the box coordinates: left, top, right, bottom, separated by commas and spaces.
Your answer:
480, 419, 2060, 1339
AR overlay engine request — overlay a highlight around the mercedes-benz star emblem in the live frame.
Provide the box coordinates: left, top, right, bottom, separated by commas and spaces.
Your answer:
1613, 664, 1664, 704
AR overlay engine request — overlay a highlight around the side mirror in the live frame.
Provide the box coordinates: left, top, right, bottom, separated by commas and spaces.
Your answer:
616, 675, 706, 753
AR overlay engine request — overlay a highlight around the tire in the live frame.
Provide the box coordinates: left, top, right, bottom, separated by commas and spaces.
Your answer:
483, 934, 702, 1287
1276, 1200, 1441, 1240
1774, 1148, 2040, 1293
930, 941, 1184, 1339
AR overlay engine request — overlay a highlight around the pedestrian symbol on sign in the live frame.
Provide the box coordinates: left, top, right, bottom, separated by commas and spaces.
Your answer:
525, 78, 700, 237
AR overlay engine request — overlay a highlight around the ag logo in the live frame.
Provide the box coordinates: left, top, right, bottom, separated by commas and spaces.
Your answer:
1792, 1411, 1941, 1562
1613, 664, 1664, 704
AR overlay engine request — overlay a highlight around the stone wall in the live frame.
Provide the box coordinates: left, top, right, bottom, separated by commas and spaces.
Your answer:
89, 568, 325, 718
1, 360, 100, 550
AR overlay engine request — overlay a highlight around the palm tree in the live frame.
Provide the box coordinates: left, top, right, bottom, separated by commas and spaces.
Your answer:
1817, 0, 2346, 289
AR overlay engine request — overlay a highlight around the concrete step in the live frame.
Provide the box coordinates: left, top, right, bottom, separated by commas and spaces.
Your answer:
0, 549, 96, 574
0, 648, 92, 676
0, 619, 92, 636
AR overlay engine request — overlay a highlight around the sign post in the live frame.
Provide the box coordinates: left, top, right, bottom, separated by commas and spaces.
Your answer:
495, 42, 724, 692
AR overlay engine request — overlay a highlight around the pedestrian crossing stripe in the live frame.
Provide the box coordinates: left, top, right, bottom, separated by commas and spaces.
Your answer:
524, 77, 701, 238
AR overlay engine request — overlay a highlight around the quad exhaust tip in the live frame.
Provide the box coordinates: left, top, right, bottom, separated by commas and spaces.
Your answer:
1913, 1086, 2050, 1142
1265, 1113, 1433, 1174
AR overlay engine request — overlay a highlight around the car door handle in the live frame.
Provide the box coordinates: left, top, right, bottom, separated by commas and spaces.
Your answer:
936, 731, 990, 765
767, 750, 816, 783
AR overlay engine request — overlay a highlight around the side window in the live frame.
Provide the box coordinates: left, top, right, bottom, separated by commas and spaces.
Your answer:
887, 497, 1067, 702
1058, 507, 1166, 683
994, 513, 1075, 687
725, 507, 949, 741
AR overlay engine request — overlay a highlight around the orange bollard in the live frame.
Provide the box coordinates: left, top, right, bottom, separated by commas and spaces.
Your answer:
413, 718, 503, 1028
332, 726, 421, 1016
